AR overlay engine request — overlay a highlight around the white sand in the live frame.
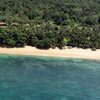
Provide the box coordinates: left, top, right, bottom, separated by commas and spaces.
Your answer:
0, 46, 100, 60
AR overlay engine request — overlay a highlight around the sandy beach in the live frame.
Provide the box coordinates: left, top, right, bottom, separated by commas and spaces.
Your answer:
0, 46, 99, 60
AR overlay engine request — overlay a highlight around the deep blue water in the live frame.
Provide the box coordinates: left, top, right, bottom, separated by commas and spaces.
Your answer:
0, 55, 100, 100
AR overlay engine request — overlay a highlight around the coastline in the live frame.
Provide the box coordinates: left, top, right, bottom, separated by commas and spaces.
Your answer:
0, 46, 100, 60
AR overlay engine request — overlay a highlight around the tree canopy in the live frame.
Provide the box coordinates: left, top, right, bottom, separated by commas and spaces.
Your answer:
0, 0, 100, 49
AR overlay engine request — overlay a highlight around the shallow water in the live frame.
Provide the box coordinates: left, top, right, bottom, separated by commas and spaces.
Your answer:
0, 55, 100, 100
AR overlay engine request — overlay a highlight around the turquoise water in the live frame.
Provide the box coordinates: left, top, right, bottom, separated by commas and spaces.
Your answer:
0, 55, 100, 100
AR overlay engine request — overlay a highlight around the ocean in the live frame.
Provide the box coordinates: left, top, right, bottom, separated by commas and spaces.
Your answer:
0, 55, 100, 100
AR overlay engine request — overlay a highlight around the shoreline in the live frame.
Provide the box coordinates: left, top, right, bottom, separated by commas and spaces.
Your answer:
0, 46, 100, 60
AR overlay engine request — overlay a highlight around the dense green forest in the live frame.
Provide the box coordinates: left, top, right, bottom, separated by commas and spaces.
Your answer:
0, 0, 100, 49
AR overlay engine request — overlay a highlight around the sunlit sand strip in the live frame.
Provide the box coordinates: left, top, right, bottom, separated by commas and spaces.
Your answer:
0, 46, 100, 60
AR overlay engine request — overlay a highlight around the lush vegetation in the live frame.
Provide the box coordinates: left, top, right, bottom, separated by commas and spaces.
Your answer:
0, 0, 100, 49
